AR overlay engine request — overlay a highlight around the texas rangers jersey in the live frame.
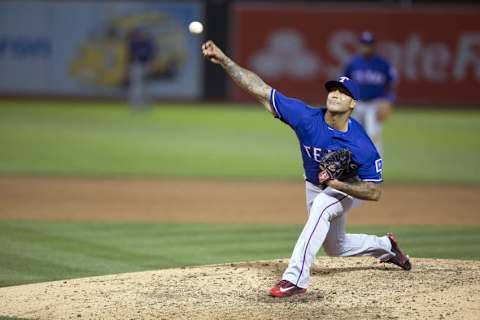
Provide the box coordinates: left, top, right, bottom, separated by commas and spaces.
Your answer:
270, 89, 383, 186
344, 55, 395, 102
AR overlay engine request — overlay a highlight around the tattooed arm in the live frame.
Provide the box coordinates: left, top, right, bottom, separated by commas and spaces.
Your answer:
326, 179, 382, 201
201, 40, 275, 115
221, 57, 273, 112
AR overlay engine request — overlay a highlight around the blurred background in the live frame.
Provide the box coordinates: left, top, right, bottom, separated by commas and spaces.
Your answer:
0, 0, 479, 287
1, 0, 479, 104
1, 0, 479, 181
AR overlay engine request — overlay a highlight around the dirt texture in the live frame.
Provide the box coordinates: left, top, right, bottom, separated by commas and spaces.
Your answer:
1, 176, 480, 319
1, 176, 479, 225
0, 257, 479, 320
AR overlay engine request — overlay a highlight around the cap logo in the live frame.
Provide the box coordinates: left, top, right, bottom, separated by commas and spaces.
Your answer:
339, 76, 349, 83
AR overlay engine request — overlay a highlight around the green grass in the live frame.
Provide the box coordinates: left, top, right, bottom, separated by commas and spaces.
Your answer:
0, 101, 300, 179
0, 220, 479, 287
0, 101, 479, 183
383, 109, 480, 183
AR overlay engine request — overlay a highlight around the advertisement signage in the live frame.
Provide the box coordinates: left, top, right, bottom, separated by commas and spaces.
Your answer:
232, 5, 480, 105
0, 1, 204, 99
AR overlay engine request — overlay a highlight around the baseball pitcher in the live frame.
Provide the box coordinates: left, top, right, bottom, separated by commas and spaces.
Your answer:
202, 40, 411, 298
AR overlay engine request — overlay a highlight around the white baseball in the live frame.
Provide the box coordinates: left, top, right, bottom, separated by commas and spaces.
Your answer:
188, 21, 203, 34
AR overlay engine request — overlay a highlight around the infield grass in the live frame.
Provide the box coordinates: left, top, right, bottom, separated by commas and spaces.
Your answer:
1, 101, 479, 184
1, 220, 479, 287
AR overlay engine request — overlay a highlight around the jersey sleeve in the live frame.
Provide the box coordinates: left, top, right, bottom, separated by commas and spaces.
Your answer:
386, 64, 396, 85
270, 89, 316, 128
357, 155, 383, 183
385, 64, 397, 102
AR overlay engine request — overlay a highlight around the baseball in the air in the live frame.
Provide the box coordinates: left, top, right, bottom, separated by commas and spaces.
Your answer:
188, 21, 203, 34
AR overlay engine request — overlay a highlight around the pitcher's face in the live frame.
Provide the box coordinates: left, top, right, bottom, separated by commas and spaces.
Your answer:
326, 87, 356, 113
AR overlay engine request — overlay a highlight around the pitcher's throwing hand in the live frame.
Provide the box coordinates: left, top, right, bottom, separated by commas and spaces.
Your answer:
202, 40, 227, 64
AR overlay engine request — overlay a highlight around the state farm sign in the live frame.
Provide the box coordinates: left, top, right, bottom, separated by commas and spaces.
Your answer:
232, 5, 480, 105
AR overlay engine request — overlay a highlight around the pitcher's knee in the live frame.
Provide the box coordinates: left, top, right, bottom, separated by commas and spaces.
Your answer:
323, 242, 346, 257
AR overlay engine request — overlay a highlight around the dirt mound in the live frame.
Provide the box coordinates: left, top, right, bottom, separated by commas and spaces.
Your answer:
1, 257, 479, 320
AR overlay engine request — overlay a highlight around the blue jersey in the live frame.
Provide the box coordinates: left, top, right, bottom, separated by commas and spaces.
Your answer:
344, 55, 395, 102
270, 89, 383, 186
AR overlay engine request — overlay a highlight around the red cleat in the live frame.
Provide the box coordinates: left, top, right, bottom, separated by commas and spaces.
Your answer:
383, 233, 412, 271
270, 280, 306, 298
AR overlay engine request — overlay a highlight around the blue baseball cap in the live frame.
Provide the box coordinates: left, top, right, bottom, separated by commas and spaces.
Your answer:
324, 76, 360, 100
360, 31, 376, 45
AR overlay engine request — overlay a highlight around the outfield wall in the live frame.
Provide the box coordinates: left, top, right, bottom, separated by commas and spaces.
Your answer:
231, 3, 480, 105
0, 0, 204, 99
1, 1, 479, 106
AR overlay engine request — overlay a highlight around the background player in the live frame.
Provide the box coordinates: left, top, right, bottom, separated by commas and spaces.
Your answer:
344, 31, 397, 155
201, 40, 411, 298
128, 28, 155, 110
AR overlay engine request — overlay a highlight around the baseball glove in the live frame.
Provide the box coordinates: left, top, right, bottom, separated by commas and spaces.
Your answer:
318, 148, 356, 184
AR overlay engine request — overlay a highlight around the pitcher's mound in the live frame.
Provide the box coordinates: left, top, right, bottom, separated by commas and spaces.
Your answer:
1, 257, 479, 320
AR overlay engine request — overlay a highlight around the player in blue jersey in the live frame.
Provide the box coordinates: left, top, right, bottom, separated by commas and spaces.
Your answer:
344, 31, 397, 155
202, 40, 411, 298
